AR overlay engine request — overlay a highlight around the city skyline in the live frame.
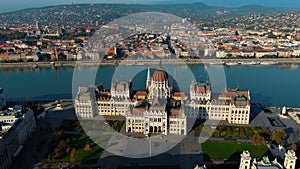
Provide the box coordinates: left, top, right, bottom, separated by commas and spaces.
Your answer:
1, 0, 300, 13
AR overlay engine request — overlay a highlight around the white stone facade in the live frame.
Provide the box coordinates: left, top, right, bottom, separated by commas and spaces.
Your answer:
97, 81, 134, 116
75, 87, 97, 118
111, 81, 131, 99
126, 107, 169, 135
75, 69, 251, 137
186, 88, 250, 125
97, 98, 133, 116
189, 81, 211, 101
239, 151, 251, 169
169, 114, 187, 135
284, 150, 297, 169
148, 68, 171, 100
239, 150, 297, 169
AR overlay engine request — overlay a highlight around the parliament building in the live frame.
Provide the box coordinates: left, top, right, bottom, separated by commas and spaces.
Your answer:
75, 67, 251, 136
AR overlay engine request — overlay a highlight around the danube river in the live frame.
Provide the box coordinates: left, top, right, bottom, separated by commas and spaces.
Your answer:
0, 63, 299, 107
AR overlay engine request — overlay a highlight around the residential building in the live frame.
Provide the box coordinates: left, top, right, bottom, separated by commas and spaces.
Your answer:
0, 107, 36, 169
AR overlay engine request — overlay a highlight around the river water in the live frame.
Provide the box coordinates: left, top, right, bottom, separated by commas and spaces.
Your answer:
0, 63, 299, 107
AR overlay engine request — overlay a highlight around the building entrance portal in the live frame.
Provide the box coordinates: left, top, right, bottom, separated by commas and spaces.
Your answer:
149, 126, 153, 133
154, 126, 158, 132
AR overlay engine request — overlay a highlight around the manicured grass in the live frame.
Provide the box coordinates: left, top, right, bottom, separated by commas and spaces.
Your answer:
43, 118, 116, 166
194, 125, 267, 140
202, 141, 268, 161
46, 134, 109, 164
76, 146, 104, 164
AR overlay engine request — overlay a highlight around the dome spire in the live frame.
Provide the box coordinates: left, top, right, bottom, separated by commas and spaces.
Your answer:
146, 67, 151, 89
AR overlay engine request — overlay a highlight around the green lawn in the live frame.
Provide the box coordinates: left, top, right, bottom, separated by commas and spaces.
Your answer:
76, 146, 104, 164
195, 125, 267, 140
45, 134, 109, 164
202, 141, 268, 161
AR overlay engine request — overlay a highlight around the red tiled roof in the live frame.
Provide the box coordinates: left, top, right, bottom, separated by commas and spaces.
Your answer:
170, 109, 184, 116
132, 108, 145, 115
0, 52, 10, 57
145, 51, 154, 59
197, 86, 205, 93
136, 91, 147, 96
105, 49, 115, 55
174, 92, 186, 97
226, 91, 249, 100
152, 69, 168, 82
229, 49, 241, 53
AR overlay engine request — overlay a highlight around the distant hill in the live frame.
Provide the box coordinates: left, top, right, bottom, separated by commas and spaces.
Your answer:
0, 2, 287, 26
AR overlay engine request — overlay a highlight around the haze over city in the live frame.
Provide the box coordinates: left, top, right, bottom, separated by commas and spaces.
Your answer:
1, 0, 300, 13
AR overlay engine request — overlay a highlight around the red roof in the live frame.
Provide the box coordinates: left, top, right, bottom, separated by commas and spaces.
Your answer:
170, 109, 184, 116
136, 91, 147, 96
197, 86, 205, 93
174, 92, 186, 97
152, 69, 168, 82
229, 49, 241, 53
145, 51, 154, 59
0, 52, 10, 57
105, 49, 115, 55
226, 91, 249, 100
132, 108, 145, 115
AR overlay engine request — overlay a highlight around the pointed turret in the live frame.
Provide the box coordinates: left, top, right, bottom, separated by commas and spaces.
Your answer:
35, 20, 39, 30
146, 67, 151, 89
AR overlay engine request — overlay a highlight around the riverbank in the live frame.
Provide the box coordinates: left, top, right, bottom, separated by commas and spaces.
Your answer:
1, 58, 300, 68
0, 61, 75, 68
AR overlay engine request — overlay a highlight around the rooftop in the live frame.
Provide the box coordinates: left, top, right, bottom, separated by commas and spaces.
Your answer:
152, 69, 168, 82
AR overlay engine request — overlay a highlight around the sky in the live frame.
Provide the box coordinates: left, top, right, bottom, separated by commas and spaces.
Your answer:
0, 0, 299, 13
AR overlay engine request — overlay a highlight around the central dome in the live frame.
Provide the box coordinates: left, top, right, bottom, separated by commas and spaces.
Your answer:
152, 69, 168, 82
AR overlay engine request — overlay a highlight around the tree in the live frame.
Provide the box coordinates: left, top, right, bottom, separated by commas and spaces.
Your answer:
55, 148, 61, 157
58, 139, 67, 153
253, 133, 266, 145
70, 148, 77, 163
47, 154, 52, 162
271, 130, 287, 146
66, 147, 71, 154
